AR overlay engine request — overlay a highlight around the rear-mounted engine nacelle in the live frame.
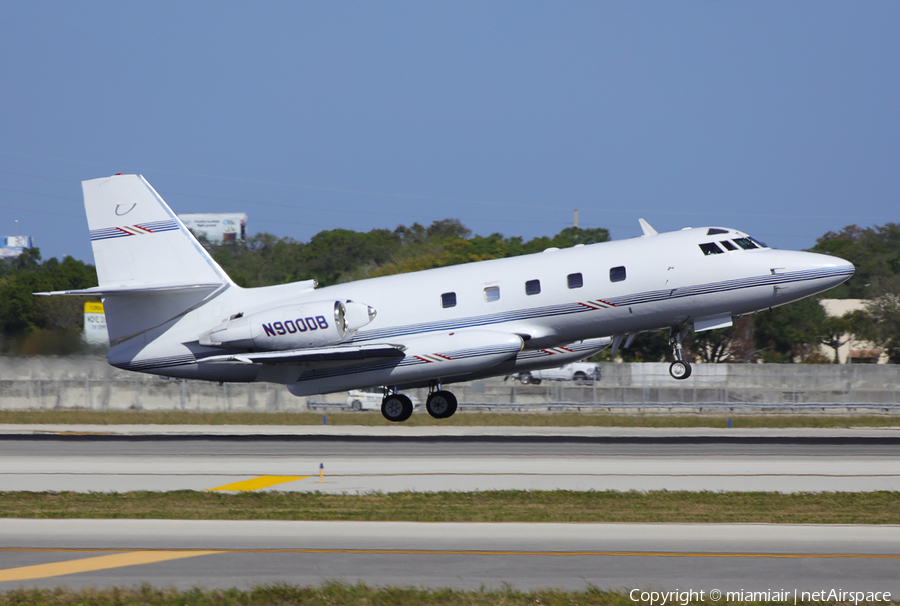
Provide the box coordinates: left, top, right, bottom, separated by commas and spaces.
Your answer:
200, 300, 376, 350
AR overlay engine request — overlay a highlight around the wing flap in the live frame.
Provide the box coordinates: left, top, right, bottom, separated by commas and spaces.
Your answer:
202, 343, 406, 365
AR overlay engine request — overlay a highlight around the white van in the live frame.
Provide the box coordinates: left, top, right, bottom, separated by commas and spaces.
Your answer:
510, 361, 601, 385
346, 388, 421, 411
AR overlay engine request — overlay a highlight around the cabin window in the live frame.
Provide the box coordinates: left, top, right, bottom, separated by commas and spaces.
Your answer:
609, 266, 626, 282
732, 237, 758, 250
720, 240, 737, 251
567, 273, 583, 289
699, 242, 723, 255
484, 286, 500, 302
441, 292, 457, 308
525, 279, 541, 295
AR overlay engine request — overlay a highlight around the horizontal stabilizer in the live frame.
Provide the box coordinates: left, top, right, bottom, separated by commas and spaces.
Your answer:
35, 283, 224, 297
202, 343, 406, 365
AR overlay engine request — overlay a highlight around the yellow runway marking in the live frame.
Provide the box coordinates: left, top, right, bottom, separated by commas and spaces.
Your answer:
3, 547, 897, 560
210, 549, 900, 559
206, 475, 309, 491
0, 550, 220, 582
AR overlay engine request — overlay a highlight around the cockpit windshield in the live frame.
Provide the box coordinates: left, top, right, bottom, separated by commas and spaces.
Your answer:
699, 235, 769, 256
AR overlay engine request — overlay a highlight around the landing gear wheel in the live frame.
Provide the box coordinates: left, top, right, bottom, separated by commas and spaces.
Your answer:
381, 393, 413, 422
668, 326, 692, 381
426, 390, 458, 419
669, 360, 692, 380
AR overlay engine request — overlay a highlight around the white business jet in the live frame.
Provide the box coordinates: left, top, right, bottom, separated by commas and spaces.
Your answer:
40, 175, 854, 422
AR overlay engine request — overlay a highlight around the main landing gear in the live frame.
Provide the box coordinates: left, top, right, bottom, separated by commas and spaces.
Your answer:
425, 380, 457, 419
381, 388, 413, 423
668, 328, 692, 380
379, 382, 458, 422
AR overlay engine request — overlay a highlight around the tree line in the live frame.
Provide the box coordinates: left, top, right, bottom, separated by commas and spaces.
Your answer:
203, 220, 611, 288
0, 248, 97, 355
2, 219, 897, 362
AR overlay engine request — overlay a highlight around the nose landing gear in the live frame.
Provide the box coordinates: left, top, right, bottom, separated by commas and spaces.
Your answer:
668, 328, 692, 380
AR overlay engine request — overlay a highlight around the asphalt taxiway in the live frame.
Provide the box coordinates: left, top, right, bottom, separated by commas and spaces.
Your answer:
1, 519, 898, 592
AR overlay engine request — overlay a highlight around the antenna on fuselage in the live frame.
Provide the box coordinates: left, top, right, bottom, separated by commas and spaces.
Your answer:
639, 218, 658, 236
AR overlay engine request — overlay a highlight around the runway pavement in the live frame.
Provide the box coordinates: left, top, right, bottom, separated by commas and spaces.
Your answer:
1, 424, 898, 592
1, 425, 899, 493
1, 519, 898, 592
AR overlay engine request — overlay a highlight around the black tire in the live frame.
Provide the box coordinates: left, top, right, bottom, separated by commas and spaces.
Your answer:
669, 360, 692, 380
518, 373, 533, 385
426, 390, 458, 419
381, 393, 413, 422
350, 400, 362, 411
573, 371, 589, 385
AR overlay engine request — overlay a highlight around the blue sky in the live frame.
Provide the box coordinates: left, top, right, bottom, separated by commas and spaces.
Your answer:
1, 2, 898, 264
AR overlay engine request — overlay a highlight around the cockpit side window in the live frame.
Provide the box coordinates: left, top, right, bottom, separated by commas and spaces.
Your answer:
699, 242, 723, 256
720, 240, 737, 251
733, 238, 758, 250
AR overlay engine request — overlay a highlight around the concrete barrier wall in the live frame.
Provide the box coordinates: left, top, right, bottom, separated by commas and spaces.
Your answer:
0, 357, 310, 412
0, 356, 898, 412
592, 363, 900, 406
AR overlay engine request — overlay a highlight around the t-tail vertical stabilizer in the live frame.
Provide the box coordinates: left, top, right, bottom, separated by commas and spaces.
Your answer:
84, 174, 230, 292
39, 174, 232, 346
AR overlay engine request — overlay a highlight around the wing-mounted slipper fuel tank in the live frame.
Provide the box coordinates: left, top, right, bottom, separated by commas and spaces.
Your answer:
509, 337, 611, 374
200, 300, 376, 350
287, 330, 524, 396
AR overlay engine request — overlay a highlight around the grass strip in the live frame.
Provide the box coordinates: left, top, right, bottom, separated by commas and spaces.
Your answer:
1, 409, 899, 428
2, 582, 899, 605
1, 490, 899, 524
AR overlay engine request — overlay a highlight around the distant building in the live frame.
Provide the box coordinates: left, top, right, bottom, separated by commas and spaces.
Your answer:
178, 213, 247, 243
819, 299, 887, 364
0, 235, 33, 259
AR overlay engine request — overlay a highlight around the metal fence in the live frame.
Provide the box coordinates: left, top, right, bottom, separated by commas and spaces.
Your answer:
1, 358, 898, 413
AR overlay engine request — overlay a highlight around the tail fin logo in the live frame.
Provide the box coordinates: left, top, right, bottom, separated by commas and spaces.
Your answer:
115, 203, 137, 216
90, 220, 180, 241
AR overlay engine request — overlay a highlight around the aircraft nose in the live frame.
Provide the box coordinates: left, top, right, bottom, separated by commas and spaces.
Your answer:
838, 258, 855, 280
819, 253, 854, 285
793, 251, 855, 291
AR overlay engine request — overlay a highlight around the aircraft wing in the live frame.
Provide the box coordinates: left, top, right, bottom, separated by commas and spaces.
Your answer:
201, 343, 406, 365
